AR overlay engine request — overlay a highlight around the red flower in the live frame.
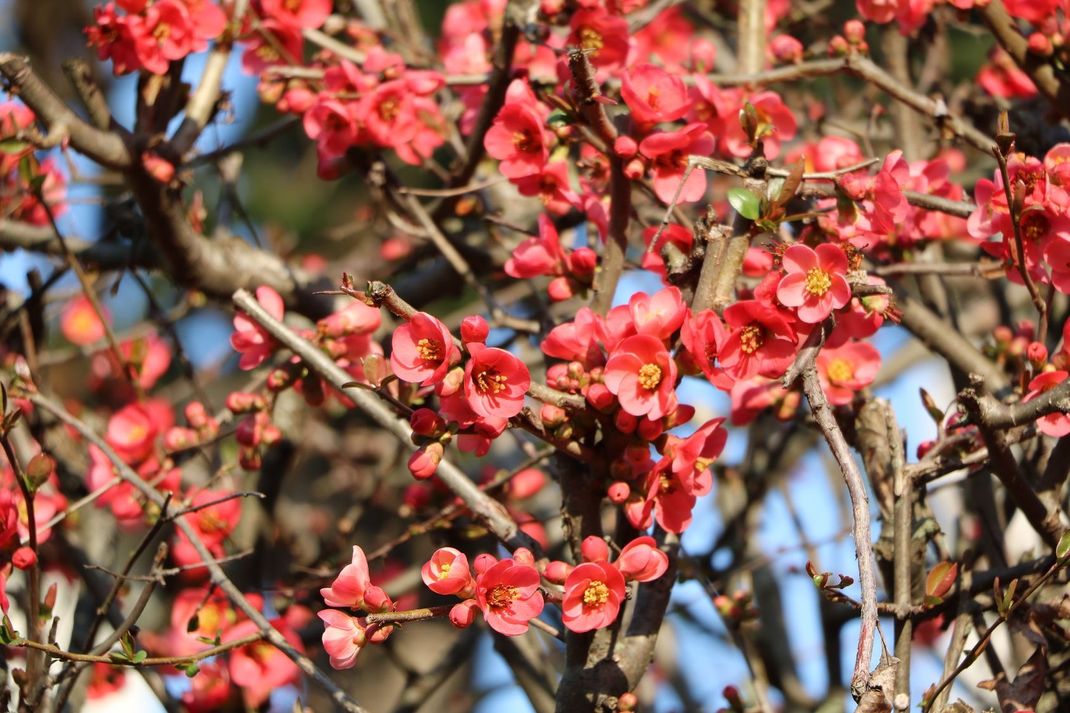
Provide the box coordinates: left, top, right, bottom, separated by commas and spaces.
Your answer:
226, 619, 302, 709
562, 561, 626, 633
231, 286, 284, 370
629, 286, 687, 341
60, 295, 108, 346
621, 63, 689, 126
603, 334, 679, 420
815, 341, 881, 406
567, 10, 630, 69
474, 557, 544, 635
639, 124, 715, 204
261, 0, 332, 29
485, 97, 549, 179
719, 300, 797, 381
505, 214, 565, 278
776, 243, 852, 324
1025, 371, 1070, 437
390, 312, 461, 386
463, 344, 530, 420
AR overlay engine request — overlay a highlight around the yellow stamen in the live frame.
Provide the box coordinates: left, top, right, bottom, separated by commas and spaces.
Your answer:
637, 363, 663, 390
583, 581, 610, 607
804, 267, 832, 297
739, 325, 764, 355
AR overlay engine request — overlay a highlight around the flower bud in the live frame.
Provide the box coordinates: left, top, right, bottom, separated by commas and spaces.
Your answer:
449, 600, 479, 628
408, 443, 444, 480
607, 481, 630, 503
410, 408, 445, 437
12, 547, 36, 570
543, 560, 573, 584
1028, 32, 1053, 56
547, 276, 575, 302
1027, 341, 1048, 365
461, 315, 489, 345
586, 383, 616, 412
844, 20, 866, 44
473, 553, 498, 575
512, 547, 535, 566
614, 409, 638, 434
581, 536, 609, 563
540, 404, 566, 428
618, 692, 638, 711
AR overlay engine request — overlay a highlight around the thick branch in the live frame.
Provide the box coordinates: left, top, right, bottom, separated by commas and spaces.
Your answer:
0, 53, 130, 169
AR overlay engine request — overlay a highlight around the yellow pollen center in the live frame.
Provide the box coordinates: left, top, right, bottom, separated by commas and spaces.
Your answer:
579, 28, 604, 52
826, 358, 854, 383
1021, 213, 1049, 242
637, 363, 663, 390
739, 325, 764, 355
437, 562, 452, 579
256, 45, 280, 61
379, 98, 399, 122
512, 129, 539, 153
416, 338, 440, 362
804, 267, 832, 297
476, 370, 508, 394
583, 580, 610, 607
488, 584, 519, 609
153, 23, 170, 41
285, 0, 301, 10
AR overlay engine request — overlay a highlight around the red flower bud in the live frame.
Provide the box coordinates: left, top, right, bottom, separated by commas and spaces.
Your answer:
607, 481, 630, 503
461, 315, 489, 345
12, 547, 36, 570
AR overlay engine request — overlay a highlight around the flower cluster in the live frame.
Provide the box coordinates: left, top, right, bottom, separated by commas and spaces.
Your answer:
318, 546, 396, 669
86, 0, 226, 75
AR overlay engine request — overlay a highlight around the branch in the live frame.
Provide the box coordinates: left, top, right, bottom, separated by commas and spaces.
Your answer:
981, 0, 1070, 113
231, 289, 538, 554
799, 366, 878, 699
26, 392, 369, 713
0, 53, 130, 169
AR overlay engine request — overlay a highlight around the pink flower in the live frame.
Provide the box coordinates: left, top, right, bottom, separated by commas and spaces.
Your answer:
226, 619, 302, 709
485, 99, 549, 179
776, 243, 852, 323
320, 545, 394, 613
1046, 236, 1070, 294
856, 0, 897, 24
231, 286, 284, 370
106, 402, 164, 464
567, 10, 630, 69
1025, 371, 1070, 437
719, 300, 797, 381
629, 286, 687, 340
1004, 0, 1060, 23
978, 49, 1037, 99
722, 91, 797, 160
616, 536, 669, 582
463, 344, 530, 420
505, 214, 565, 278
240, 19, 303, 76
261, 0, 332, 29
514, 161, 580, 215
390, 312, 461, 386
679, 309, 732, 388
640, 123, 715, 204
60, 295, 108, 346
667, 417, 726, 496
561, 561, 626, 633
474, 557, 544, 636
603, 334, 679, 420
815, 341, 881, 406
620, 64, 689, 126
421, 547, 476, 597
317, 609, 366, 670
136, 0, 197, 75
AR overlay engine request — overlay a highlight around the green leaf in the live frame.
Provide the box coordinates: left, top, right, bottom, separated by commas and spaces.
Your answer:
1057, 530, 1070, 559
184, 663, 200, 678
547, 110, 571, 126
727, 187, 762, 221
132, 650, 147, 664
0, 139, 29, 155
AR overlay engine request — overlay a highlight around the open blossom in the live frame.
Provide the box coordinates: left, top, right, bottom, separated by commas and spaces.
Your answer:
261, 0, 332, 29
320, 546, 394, 613
463, 344, 530, 419
421, 547, 476, 597
226, 619, 302, 709
231, 286, 284, 370
60, 295, 108, 346
317, 609, 367, 670
567, 9, 630, 69
562, 561, 626, 633
474, 557, 544, 635
620, 64, 689, 126
603, 334, 679, 420
629, 286, 687, 340
816, 341, 881, 406
719, 300, 797, 381
616, 536, 669, 582
390, 312, 461, 386
640, 123, 715, 204
776, 243, 852, 323
485, 83, 550, 179
505, 214, 565, 278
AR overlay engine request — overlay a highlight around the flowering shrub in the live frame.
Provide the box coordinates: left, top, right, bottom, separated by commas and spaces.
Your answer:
0, 1, 1069, 712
